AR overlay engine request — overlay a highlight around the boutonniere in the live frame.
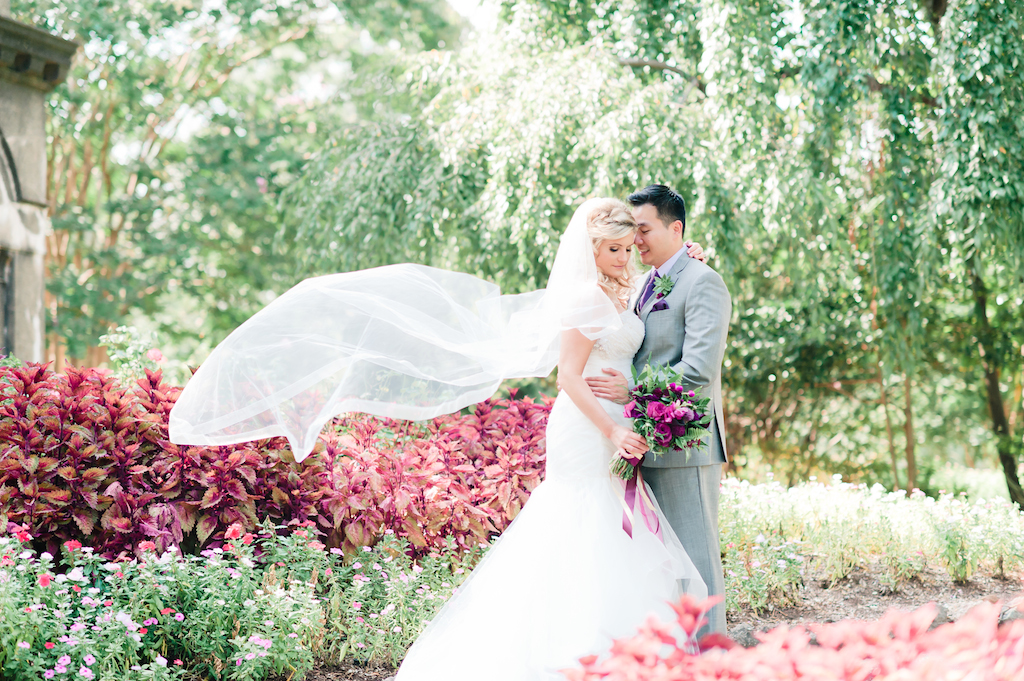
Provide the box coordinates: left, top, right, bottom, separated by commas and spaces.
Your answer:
653, 274, 674, 299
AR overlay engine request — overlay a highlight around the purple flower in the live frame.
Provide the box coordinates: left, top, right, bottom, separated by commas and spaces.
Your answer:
672, 423, 688, 437
668, 382, 684, 393
623, 400, 639, 419
654, 423, 674, 446
671, 402, 696, 422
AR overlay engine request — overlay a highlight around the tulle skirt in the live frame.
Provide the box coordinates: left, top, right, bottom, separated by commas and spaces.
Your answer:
395, 378, 706, 681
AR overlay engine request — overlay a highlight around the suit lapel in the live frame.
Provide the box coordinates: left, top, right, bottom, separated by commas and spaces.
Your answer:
640, 253, 693, 322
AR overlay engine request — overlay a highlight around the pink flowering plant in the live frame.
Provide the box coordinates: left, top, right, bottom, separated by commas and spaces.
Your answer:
612, 363, 711, 479
325, 532, 482, 666
0, 531, 183, 680
0, 525, 323, 680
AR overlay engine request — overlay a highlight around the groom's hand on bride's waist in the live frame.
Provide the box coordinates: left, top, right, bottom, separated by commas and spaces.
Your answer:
585, 368, 629, 404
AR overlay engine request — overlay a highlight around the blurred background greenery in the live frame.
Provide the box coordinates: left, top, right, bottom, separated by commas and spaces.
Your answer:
16, 0, 1023, 501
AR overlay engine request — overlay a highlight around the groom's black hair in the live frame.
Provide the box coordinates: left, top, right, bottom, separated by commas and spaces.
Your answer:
627, 185, 686, 236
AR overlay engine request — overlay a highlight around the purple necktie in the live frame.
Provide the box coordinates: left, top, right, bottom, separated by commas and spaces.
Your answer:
636, 272, 658, 313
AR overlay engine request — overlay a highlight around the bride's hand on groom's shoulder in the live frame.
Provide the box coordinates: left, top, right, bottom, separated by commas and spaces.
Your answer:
585, 368, 629, 404
686, 240, 708, 263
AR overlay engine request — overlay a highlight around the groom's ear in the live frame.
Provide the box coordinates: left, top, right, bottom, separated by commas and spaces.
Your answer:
670, 219, 684, 238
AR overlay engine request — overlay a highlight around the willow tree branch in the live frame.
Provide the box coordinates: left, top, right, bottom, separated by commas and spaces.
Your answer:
618, 56, 707, 98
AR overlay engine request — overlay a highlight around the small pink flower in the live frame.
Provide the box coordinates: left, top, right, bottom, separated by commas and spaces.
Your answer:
225, 524, 243, 540
114, 571, 123, 578
44, 671, 55, 679
45, 642, 55, 649
79, 667, 93, 679
146, 348, 164, 363
236, 659, 243, 666
160, 608, 175, 615
138, 541, 156, 551
324, 568, 333, 576
174, 613, 185, 621
241, 533, 254, 545
39, 574, 52, 587
174, 660, 183, 666
83, 654, 95, 666
63, 540, 82, 551
352, 601, 362, 610
16, 641, 29, 649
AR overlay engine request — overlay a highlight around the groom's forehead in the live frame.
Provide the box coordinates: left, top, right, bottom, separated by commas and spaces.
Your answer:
632, 203, 663, 226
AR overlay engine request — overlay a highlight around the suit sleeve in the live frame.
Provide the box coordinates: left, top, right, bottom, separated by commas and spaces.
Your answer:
671, 270, 731, 390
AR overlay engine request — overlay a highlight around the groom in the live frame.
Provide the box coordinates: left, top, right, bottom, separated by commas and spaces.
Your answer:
587, 184, 731, 635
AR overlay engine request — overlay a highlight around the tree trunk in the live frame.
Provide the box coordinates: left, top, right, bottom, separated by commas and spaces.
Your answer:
902, 375, 917, 491
878, 362, 900, 490
971, 260, 1024, 508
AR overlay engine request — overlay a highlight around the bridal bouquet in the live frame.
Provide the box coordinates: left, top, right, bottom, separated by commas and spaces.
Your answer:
611, 363, 712, 480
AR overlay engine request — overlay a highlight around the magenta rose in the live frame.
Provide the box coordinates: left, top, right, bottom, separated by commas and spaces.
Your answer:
623, 400, 639, 419
655, 422, 673, 446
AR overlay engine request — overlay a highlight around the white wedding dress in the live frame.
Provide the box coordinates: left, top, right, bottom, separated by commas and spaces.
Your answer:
396, 310, 706, 681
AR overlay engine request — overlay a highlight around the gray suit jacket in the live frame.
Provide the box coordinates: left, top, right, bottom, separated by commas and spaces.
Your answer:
632, 253, 732, 468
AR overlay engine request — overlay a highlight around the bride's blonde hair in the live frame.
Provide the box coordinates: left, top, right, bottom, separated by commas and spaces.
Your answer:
586, 198, 638, 308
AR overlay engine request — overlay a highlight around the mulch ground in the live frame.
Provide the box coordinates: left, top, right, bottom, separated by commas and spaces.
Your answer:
726, 560, 1024, 641
295, 561, 1024, 680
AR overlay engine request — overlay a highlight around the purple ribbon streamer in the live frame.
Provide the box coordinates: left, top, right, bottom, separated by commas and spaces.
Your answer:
618, 454, 663, 542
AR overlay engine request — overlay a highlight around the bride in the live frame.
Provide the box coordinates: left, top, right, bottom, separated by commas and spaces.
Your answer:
169, 198, 707, 680
394, 199, 706, 680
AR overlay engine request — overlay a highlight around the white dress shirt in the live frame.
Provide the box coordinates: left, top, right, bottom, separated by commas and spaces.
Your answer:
655, 245, 688, 277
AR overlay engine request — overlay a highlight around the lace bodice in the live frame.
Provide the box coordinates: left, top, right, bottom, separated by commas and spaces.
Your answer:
589, 311, 645, 363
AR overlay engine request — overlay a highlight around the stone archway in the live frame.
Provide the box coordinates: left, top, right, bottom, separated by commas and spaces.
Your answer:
0, 123, 18, 205
0, 125, 21, 355
0, 9, 78, 361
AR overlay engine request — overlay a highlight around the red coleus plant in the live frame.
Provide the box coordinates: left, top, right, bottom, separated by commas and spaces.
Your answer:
0, 363, 552, 559
564, 596, 1024, 680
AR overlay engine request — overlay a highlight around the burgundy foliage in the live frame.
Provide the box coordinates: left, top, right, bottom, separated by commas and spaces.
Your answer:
0, 363, 552, 559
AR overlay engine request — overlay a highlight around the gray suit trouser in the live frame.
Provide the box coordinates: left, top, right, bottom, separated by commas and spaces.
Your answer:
642, 463, 726, 637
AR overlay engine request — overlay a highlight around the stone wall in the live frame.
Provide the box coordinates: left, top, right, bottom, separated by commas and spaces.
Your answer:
0, 10, 77, 361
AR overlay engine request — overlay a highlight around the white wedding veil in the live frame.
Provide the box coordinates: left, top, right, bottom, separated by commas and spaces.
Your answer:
169, 199, 624, 461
